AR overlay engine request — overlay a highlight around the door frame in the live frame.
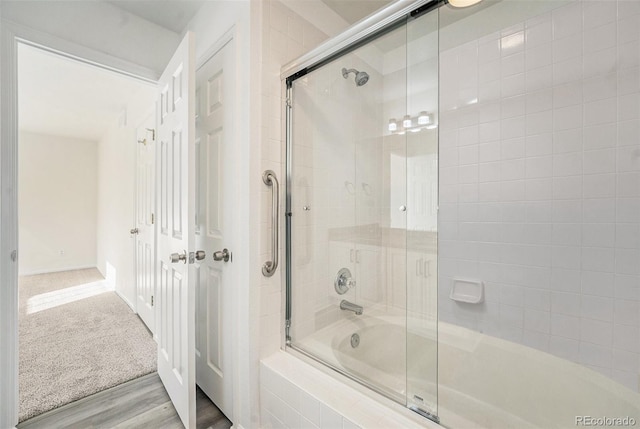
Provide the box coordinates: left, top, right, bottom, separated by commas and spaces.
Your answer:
134, 107, 159, 337
1, 21, 250, 429
0, 22, 158, 428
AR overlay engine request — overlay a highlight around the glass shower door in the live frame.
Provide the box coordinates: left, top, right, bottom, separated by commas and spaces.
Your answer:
405, 8, 440, 419
287, 6, 440, 421
288, 20, 415, 406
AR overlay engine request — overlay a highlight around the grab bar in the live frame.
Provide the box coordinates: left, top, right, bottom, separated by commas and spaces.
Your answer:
262, 170, 279, 277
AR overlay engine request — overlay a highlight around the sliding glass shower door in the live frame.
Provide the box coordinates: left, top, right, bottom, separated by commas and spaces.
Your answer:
406, 9, 439, 417
286, 8, 439, 420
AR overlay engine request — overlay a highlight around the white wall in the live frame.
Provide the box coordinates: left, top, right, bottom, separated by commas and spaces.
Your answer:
96, 86, 155, 309
438, 0, 640, 393
18, 131, 97, 275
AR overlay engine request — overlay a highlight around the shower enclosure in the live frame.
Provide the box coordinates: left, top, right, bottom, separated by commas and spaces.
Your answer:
284, 0, 640, 426
285, 3, 440, 420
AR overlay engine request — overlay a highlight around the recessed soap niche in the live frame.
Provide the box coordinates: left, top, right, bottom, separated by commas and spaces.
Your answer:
450, 278, 484, 304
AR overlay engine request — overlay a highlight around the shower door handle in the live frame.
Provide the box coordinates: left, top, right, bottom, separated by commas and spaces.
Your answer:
262, 170, 279, 277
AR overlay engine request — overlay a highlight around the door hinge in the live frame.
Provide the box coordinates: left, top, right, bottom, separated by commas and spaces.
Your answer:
151, 295, 154, 306
151, 213, 155, 224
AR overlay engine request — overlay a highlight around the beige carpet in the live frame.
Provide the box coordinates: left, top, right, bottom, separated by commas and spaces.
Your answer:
19, 268, 156, 422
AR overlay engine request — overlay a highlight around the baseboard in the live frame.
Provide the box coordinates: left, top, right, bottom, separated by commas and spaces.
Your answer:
19, 265, 97, 276
115, 289, 136, 312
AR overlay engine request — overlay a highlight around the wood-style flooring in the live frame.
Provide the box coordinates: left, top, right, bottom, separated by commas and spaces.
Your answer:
17, 373, 232, 429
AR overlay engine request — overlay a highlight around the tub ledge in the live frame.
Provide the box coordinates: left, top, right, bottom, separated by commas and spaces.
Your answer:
260, 350, 440, 428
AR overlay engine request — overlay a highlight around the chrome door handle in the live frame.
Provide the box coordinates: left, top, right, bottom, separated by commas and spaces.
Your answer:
170, 251, 187, 264
130, 228, 139, 234
195, 250, 206, 261
213, 248, 231, 262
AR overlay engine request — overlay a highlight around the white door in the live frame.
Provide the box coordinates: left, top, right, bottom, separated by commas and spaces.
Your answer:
135, 112, 156, 334
194, 38, 234, 419
156, 32, 197, 429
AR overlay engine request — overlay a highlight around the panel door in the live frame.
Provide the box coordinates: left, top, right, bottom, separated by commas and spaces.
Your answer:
136, 112, 156, 333
194, 38, 235, 420
156, 32, 196, 429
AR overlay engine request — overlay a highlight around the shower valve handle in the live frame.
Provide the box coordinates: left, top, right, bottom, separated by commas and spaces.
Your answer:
335, 268, 355, 295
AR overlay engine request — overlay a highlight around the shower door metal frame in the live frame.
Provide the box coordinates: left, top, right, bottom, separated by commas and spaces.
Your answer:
281, 0, 439, 80
284, 85, 293, 345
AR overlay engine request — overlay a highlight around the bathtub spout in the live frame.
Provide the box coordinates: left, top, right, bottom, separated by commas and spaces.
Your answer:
340, 300, 363, 315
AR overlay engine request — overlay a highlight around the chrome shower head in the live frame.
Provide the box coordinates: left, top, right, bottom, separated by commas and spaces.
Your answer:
342, 67, 370, 86
355, 71, 369, 86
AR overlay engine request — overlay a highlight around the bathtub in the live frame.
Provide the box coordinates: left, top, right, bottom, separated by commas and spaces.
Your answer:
293, 309, 640, 428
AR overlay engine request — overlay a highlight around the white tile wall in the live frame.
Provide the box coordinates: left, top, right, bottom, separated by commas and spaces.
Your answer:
439, 0, 640, 392
258, 0, 330, 360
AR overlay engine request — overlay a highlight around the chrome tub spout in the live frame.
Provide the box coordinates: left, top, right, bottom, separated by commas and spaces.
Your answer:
340, 300, 363, 315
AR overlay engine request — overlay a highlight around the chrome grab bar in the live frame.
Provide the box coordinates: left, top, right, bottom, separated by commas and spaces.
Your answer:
262, 170, 279, 277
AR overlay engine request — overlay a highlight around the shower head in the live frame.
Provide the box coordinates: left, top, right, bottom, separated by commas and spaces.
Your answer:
342, 67, 370, 87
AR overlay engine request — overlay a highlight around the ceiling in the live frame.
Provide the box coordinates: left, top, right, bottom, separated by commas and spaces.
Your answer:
18, 44, 154, 142
106, 0, 205, 34
105, 0, 389, 34
321, 0, 393, 24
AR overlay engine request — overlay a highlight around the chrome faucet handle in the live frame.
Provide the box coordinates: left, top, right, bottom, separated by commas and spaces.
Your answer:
335, 268, 355, 295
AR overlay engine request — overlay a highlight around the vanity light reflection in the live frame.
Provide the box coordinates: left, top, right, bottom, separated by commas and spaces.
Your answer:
388, 112, 436, 133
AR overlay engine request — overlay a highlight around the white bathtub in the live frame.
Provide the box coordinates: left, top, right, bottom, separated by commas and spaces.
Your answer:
294, 310, 640, 428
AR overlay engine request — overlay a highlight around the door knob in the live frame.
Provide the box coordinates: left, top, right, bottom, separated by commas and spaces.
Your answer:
170, 251, 187, 264
194, 250, 206, 261
130, 228, 139, 234
212, 248, 231, 262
